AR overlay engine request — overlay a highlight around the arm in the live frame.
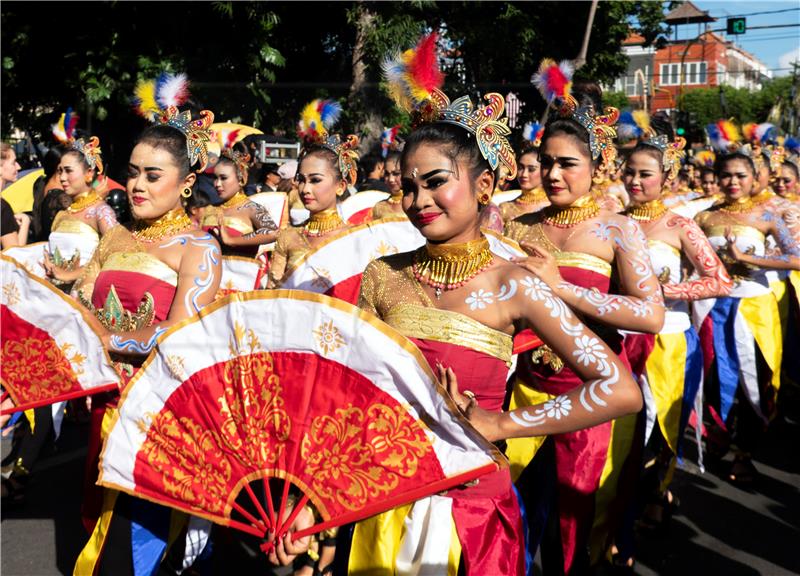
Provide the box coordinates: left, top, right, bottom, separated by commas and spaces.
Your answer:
662, 215, 733, 300
452, 270, 641, 441
518, 218, 665, 333
729, 212, 800, 271
14, 213, 30, 245
88, 203, 119, 235
266, 231, 289, 289
219, 202, 279, 247
106, 232, 222, 356
1, 232, 19, 249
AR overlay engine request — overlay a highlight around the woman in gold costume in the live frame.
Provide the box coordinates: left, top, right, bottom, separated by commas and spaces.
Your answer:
267, 134, 359, 288
499, 142, 549, 223
204, 145, 279, 257
695, 150, 800, 488
74, 107, 223, 575
43, 137, 118, 287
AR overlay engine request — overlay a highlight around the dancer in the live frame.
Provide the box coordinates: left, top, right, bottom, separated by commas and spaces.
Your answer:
498, 122, 549, 223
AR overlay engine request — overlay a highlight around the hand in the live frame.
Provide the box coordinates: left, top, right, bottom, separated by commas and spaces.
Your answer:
42, 248, 68, 281
513, 243, 564, 289
437, 362, 502, 442
14, 213, 30, 227
0, 396, 16, 432
266, 502, 314, 566
724, 227, 745, 261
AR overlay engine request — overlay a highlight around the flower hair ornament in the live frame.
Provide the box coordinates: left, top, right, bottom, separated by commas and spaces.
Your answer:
532, 58, 619, 168
382, 33, 517, 180
221, 147, 251, 184
132, 73, 214, 172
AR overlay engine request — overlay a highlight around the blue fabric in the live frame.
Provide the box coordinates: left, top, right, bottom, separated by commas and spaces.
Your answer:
2, 411, 22, 431
512, 483, 534, 576
129, 498, 171, 576
710, 297, 741, 422
678, 327, 703, 458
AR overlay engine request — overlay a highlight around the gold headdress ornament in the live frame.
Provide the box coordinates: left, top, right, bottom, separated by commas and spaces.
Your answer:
132, 73, 214, 173
531, 58, 619, 168
382, 33, 517, 180
320, 133, 360, 187
769, 145, 786, 176
221, 147, 251, 184
156, 106, 215, 173
642, 134, 687, 181
72, 136, 104, 174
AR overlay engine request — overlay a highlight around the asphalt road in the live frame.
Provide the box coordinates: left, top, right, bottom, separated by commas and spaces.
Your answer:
2, 412, 798, 576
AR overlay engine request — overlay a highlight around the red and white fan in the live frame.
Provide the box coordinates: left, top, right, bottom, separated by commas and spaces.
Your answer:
217, 256, 262, 298
98, 290, 504, 553
280, 216, 425, 304
339, 190, 391, 225
0, 254, 119, 413
3, 242, 48, 279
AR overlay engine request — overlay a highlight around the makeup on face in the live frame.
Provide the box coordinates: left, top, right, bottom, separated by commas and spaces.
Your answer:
127, 143, 188, 220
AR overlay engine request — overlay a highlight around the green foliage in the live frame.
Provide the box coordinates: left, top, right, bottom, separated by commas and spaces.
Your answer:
603, 91, 632, 112
679, 77, 795, 130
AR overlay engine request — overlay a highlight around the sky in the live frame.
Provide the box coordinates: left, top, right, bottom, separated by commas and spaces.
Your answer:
688, 1, 800, 76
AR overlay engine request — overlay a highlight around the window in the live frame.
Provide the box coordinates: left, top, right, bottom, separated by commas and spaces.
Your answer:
625, 74, 638, 96
660, 62, 707, 86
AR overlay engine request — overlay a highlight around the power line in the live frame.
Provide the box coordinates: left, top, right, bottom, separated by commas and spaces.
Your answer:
708, 7, 800, 18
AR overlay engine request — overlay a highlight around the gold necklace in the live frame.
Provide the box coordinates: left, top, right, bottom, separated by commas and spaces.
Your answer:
627, 199, 668, 222
517, 187, 548, 205
303, 208, 345, 237
751, 188, 775, 206
221, 191, 249, 209
67, 190, 101, 213
719, 196, 756, 214
412, 236, 493, 299
542, 194, 600, 228
387, 192, 403, 205
132, 208, 194, 243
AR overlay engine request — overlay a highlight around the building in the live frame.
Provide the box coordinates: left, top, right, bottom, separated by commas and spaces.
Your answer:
609, 1, 771, 113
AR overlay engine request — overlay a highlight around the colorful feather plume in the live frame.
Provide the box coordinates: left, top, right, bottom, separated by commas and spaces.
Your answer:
51, 108, 79, 144
133, 72, 190, 121
297, 99, 342, 142
522, 121, 544, 146
531, 58, 574, 103
380, 125, 401, 158
216, 128, 241, 150
784, 136, 800, 155
694, 149, 716, 168
382, 33, 444, 112
616, 110, 651, 141
706, 120, 740, 153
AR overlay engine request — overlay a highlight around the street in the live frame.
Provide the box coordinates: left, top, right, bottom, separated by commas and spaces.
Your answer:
2, 414, 798, 575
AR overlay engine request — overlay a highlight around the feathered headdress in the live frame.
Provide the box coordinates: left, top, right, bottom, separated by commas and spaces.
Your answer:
693, 149, 716, 168
522, 121, 544, 148
382, 33, 444, 116
381, 34, 517, 180
132, 73, 213, 172
297, 99, 342, 144
132, 72, 190, 121
217, 127, 242, 151
531, 58, 574, 104
380, 125, 401, 158
705, 120, 741, 153
784, 136, 800, 156
52, 108, 79, 144
531, 57, 619, 168
742, 122, 776, 145
616, 110, 651, 142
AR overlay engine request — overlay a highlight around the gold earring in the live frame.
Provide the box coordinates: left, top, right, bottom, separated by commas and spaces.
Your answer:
478, 189, 491, 205
181, 187, 193, 198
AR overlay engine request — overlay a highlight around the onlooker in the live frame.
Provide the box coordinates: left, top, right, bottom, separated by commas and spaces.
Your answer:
31, 146, 71, 241
357, 152, 389, 192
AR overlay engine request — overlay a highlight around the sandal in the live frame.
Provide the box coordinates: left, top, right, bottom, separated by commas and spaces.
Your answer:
728, 454, 758, 488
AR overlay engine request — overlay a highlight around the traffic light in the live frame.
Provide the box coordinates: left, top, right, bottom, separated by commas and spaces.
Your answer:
727, 17, 746, 35
676, 127, 686, 136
